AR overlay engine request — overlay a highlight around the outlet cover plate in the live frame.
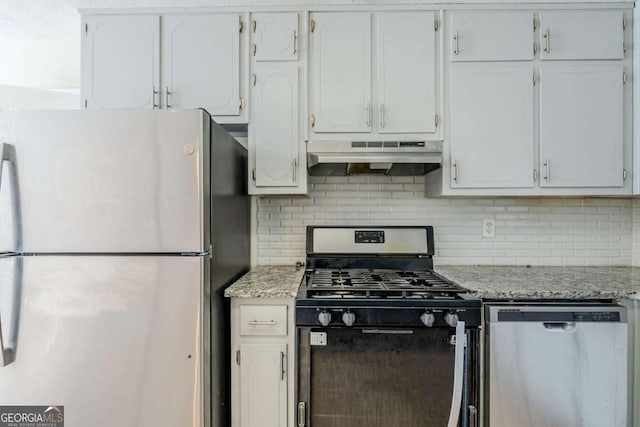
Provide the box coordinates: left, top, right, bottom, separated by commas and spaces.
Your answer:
483, 219, 495, 238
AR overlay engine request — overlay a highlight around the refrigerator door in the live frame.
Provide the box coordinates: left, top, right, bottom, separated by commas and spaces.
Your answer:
0, 110, 210, 253
0, 255, 209, 427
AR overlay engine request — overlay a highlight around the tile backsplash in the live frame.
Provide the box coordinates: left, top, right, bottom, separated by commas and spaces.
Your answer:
257, 176, 633, 266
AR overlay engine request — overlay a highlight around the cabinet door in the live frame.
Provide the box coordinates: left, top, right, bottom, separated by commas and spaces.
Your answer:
311, 12, 372, 133
449, 11, 534, 61
450, 65, 534, 188
252, 66, 300, 188
239, 343, 287, 427
82, 15, 159, 109
377, 12, 436, 134
162, 14, 241, 115
539, 11, 624, 60
540, 65, 624, 188
253, 13, 299, 61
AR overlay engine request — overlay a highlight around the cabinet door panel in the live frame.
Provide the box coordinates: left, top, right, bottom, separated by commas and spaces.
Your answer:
252, 66, 299, 187
83, 15, 159, 109
449, 11, 534, 61
163, 14, 240, 115
239, 343, 287, 427
450, 65, 534, 188
540, 65, 623, 187
377, 12, 436, 134
311, 12, 372, 133
253, 13, 299, 61
539, 11, 624, 60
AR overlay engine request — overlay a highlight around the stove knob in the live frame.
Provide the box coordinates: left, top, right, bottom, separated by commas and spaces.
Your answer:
420, 311, 435, 327
445, 311, 459, 328
318, 310, 332, 327
342, 311, 356, 327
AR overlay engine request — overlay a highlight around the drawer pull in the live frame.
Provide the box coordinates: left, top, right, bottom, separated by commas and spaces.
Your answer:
248, 320, 277, 326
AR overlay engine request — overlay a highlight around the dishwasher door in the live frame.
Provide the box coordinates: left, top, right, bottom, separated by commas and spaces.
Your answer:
487, 305, 628, 427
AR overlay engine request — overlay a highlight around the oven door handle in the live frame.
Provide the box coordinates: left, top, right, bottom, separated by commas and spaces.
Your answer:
447, 321, 466, 427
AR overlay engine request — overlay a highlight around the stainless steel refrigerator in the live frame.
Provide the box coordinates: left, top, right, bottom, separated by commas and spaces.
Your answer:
0, 109, 249, 427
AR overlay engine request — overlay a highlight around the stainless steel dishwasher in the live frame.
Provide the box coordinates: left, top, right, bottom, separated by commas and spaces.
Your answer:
486, 304, 628, 427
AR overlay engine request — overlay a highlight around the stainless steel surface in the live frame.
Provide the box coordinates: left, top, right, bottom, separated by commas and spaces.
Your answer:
0, 255, 206, 427
311, 227, 430, 254
0, 110, 210, 253
447, 321, 465, 427
0, 256, 20, 367
0, 143, 22, 253
486, 305, 628, 427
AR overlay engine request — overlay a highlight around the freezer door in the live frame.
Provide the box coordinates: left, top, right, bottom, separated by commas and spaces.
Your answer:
0, 255, 209, 427
0, 110, 210, 253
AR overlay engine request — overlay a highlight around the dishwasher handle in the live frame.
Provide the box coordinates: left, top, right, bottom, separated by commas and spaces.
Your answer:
543, 322, 577, 332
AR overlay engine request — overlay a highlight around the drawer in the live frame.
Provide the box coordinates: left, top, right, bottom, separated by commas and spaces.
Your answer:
240, 305, 288, 336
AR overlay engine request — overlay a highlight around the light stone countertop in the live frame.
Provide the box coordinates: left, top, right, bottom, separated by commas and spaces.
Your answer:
435, 266, 640, 300
224, 265, 305, 298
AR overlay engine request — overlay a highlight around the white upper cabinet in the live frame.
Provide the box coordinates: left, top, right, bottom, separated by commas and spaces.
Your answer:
253, 13, 299, 61
82, 15, 160, 110
377, 12, 436, 134
449, 12, 534, 61
82, 13, 245, 122
251, 66, 300, 188
539, 11, 625, 60
162, 14, 241, 115
540, 65, 624, 188
311, 12, 372, 133
450, 65, 535, 188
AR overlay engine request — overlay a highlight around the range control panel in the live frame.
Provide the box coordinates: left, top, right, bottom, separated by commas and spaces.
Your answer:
355, 230, 385, 244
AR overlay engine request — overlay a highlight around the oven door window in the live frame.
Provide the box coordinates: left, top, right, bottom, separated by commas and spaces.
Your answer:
299, 328, 458, 427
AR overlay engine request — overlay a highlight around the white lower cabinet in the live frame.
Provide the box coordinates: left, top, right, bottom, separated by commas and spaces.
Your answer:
231, 299, 295, 427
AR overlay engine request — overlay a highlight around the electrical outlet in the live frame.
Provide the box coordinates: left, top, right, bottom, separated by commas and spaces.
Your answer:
483, 219, 495, 238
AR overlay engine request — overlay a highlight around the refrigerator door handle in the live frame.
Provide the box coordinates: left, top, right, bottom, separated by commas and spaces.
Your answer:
0, 256, 22, 367
0, 143, 23, 252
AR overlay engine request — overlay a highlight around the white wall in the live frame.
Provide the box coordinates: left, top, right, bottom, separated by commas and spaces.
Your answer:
0, 39, 80, 89
0, 85, 79, 110
257, 175, 633, 266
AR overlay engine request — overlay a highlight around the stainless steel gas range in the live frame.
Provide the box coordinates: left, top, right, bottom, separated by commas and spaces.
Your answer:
296, 226, 482, 427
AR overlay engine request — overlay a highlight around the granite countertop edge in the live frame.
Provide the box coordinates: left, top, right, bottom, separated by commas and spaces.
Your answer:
224, 265, 305, 299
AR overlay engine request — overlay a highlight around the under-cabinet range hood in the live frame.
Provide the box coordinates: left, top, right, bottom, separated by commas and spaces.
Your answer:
307, 140, 442, 176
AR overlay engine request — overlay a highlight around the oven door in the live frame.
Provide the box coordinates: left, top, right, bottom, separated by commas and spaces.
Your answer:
297, 326, 478, 427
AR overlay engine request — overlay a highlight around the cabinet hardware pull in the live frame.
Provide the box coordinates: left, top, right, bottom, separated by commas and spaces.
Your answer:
280, 351, 286, 381
293, 30, 298, 54
247, 320, 277, 325
236, 350, 241, 365
84, 99, 88, 109
238, 97, 244, 110
292, 158, 298, 182
533, 169, 538, 181
310, 19, 315, 33
165, 86, 171, 108
469, 405, 478, 427
252, 73, 256, 86
252, 168, 256, 181
453, 31, 459, 55
252, 43, 257, 56
152, 86, 159, 109
623, 169, 627, 180
533, 17, 537, 31
623, 72, 627, 84
310, 115, 315, 128
297, 402, 306, 427
380, 104, 385, 128
623, 17, 626, 31
533, 42, 538, 56
533, 72, 537, 86
543, 159, 550, 181
452, 161, 458, 183
366, 103, 371, 127
543, 29, 550, 53
434, 17, 439, 32
239, 17, 244, 33
252, 19, 256, 33
435, 114, 439, 128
